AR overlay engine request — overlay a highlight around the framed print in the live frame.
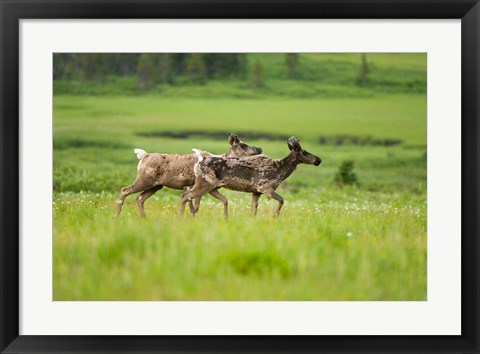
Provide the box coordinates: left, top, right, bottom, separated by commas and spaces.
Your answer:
1, 0, 479, 353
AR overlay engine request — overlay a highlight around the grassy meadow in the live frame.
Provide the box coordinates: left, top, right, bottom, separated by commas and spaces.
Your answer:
53, 53, 427, 301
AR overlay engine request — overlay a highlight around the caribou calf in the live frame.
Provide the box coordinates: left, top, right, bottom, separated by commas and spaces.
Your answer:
180, 137, 322, 217
116, 133, 262, 217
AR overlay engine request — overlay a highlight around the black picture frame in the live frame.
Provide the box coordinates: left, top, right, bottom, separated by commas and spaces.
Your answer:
1, 1, 478, 353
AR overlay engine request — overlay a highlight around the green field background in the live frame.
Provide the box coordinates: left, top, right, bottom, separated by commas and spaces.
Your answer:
53, 53, 427, 300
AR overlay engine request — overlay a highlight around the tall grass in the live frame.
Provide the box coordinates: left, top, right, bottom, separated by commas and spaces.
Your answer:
54, 189, 426, 300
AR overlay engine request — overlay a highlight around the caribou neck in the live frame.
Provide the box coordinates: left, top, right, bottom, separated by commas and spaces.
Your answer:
276, 152, 300, 182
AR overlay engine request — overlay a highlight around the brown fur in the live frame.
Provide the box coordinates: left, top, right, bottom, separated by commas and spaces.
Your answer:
180, 137, 321, 217
116, 133, 262, 217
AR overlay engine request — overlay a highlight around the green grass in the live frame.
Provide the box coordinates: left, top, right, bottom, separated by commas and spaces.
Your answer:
53, 189, 426, 300
54, 94, 426, 145
53, 94, 426, 195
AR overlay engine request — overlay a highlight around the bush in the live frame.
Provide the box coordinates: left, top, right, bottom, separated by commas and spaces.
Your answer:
334, 160, 359, 186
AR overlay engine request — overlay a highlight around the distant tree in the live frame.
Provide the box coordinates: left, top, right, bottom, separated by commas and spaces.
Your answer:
237, 54, 248, 79
171, 53, 188, 76
116, 54, 140, 76
250, 60, 264, 89
54, 53, 144, 80
285, 53, 300, 79
67, 54, 109, 82
185, 53, 206, 84
53, 54, 75, 80
356, 53, 370, 86
203, 53, 247, 79
156, 54, 174, 84
219, 54, 247, 78
203, 54, 217, 78
223, 54, 239, 76
73, 54, 92, 80
137, 53, 154, 89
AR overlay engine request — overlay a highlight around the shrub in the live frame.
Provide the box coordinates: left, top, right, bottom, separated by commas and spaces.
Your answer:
334, 160, 359, 186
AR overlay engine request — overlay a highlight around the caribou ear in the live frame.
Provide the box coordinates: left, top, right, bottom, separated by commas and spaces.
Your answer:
287, 137, 301, 151
287, 140, 294, 151
228, 133, 239, 145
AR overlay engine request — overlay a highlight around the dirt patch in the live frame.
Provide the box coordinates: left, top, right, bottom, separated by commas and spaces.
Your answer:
136, 130, 402, 147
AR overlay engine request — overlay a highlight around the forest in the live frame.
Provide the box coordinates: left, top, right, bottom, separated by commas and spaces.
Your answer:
53, 53, 426, 96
